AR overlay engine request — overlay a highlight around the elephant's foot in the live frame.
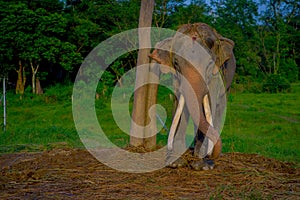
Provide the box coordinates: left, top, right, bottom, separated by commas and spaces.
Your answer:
209, 138, 222, 160
190, 158, 215, 171
167, 157, 188, 168
166, 152, 188, 168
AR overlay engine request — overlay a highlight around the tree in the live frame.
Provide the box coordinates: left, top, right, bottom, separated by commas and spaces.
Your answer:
259, 0, 299, 80
166, 0, 209, 29
210, 0, 262, 79
0, 2, 30, 95
0, 1, 82, 95
0, 1, 16, 81
130, 0, 156, 148
64, 0, 107, 56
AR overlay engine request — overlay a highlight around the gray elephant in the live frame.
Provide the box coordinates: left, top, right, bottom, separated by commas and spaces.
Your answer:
149, 23, 236, 170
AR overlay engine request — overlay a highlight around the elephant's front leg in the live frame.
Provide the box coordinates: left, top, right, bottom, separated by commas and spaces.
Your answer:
166, 75, 190, 168
166, 104, 189, 168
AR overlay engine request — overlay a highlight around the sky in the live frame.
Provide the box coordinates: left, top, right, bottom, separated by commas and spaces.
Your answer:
184, 0, 267, 14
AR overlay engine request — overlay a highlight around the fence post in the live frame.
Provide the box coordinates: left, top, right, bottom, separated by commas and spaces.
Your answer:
3, 78, 6, 132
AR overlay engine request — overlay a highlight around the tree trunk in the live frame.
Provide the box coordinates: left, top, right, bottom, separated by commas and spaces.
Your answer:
130, 0, 155, 147
144, 63, 160, 149
274, 33, 281, 74
35, 78, 43, 94
32, 72, 36, 94
15, 60, 26, 98
30, 61, 39, 94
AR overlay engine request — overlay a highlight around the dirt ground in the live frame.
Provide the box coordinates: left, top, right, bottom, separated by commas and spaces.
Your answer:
0, 148, 299, 199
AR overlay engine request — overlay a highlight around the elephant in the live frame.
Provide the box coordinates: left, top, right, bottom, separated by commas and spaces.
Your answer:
149, 23, 236, 170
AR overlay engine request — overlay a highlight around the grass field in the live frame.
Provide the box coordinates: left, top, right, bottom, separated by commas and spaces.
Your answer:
0, 83, 299, 163
223, 85, 300, 162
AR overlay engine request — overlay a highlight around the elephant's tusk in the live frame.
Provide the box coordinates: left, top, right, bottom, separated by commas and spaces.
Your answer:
167, 94, 185, 151
203, 94, 214, 156
203, 95, 213, 125
167, 94, 215, 154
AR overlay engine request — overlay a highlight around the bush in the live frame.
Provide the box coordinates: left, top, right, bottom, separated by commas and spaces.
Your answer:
247, 82, 263, 93
43, 83, 73, 102
279, 59, 298, 83
262, 74, 291, 93
232, 75, 263, 93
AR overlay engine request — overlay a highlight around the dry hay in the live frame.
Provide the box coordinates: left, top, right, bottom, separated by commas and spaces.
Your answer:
0, 148, 299, 199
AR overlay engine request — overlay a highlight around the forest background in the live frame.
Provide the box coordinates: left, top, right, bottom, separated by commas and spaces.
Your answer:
0, 0, 299, 94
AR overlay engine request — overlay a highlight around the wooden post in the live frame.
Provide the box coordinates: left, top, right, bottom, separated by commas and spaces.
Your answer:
130, 0, 155, 147
144, 63, 160, 149
3, 78, 6, 132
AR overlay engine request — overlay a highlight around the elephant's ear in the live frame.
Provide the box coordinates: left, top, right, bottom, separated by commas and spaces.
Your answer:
212, 37, 235, 69
177, 24, 192, 34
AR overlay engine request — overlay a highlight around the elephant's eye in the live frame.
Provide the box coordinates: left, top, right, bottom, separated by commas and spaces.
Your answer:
174, 58, 178, 65
205, 38, 214, 49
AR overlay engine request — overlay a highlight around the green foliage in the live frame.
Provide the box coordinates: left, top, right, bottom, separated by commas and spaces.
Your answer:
0, 0, 82, 92
64, 10, 103, 56
0, 0, 299, 92
166, 0, 209, 29
43, 83, 73, 102
233, 75, 263, 93
279, 59, 299, 83
262, 74, 291, 93
97, 70, 115, 99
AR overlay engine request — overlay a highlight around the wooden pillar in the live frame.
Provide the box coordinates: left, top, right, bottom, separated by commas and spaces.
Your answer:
144, 63, 160, 149
130, 0, 155, 147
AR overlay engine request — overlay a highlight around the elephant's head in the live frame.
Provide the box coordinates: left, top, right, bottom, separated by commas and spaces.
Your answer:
149, 23, 235, 91
176, 23, 235, 77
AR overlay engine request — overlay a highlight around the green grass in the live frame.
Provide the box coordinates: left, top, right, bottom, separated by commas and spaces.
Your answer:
0, 85, 82, 152
0, 83, 299, 163
222, 84, 300, 162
